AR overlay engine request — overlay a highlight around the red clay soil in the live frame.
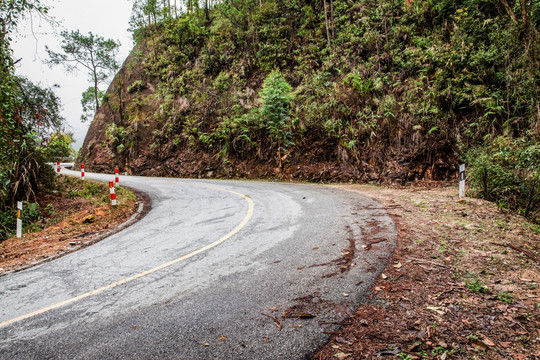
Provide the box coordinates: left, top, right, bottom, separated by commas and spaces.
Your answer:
0, 180, 141, 275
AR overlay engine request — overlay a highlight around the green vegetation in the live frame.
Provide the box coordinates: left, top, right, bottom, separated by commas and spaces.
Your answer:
46, 30, 120, 122
43, 132, 75, 161
465, 277, 489, 294
497, 291, 515, 304
260, 70, 295, 170
396, 353, 413, 360
466, 136, 539, 222
0, 176, 136, 240
1, 1, 69, 241
76, 0, 539, 221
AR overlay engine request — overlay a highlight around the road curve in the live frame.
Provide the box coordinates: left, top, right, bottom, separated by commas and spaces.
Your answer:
0, 168, 397, 359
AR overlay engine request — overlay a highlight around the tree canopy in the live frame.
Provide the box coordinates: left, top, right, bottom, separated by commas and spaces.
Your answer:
46, 30, 120, 121
1, 0, 66, 239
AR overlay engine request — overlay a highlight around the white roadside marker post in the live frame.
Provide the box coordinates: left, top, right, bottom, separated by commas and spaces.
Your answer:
81, 164, 85, 180
459, 164, 466, 198
115, 168, 119, 186
16, 201, 22, 238
109, 181, 117, 206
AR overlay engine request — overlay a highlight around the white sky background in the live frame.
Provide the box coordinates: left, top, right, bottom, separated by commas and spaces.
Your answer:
12, 0, 134, 150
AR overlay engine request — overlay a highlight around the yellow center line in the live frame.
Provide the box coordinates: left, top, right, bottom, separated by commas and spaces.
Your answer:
0, 183, 254, 328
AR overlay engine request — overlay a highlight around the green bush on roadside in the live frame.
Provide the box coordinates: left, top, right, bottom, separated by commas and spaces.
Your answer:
466, 136, 539, 223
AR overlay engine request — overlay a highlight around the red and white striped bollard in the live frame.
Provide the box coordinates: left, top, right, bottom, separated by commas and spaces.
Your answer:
81, 164, 85, 180
109, 181, 117, 206
56, 161, 60, 174
115, 168, 119, 186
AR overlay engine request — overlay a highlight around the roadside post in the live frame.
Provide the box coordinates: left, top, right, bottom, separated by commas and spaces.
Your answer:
109, 181, 117, 206
115, 168, 119, 186
56, 161, 60, 175
16, 201, 22, 238
81, 164, 85, 180
459, 164, 466, 198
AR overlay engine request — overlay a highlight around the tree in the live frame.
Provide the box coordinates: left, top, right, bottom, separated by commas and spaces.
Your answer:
81, 86, 104, 122
1, 1, 67, 241
46, 30, 120, 121
0, 76, 63, 214
42, 132, 74, 161
129, 0, 168, 30
260, 70, 294, 171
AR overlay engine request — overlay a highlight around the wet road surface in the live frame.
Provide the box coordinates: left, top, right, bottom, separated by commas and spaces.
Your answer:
0, 168, 397, 359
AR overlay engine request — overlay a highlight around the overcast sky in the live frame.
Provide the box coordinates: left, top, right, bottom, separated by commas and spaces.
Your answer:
12, 0, 134, 150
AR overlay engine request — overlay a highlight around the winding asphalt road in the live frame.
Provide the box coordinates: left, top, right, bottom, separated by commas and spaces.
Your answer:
0, 167, 397, 359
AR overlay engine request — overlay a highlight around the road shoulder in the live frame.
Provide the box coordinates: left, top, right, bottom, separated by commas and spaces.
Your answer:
315, 184, 540, 359
0, 177, 149, 276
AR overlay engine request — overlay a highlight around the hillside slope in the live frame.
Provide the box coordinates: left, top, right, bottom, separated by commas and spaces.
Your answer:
78, 0, 539, 184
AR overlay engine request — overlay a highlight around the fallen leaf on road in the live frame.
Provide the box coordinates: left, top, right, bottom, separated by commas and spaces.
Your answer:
333, 352, 351, 359
297, 266, 305, 270
343, 293, 350, 297
203, 343, 210, 347
298, 313, 315, 319
218, 336, 227, 341
381, 273, 388, 279
269, 307, 277, 311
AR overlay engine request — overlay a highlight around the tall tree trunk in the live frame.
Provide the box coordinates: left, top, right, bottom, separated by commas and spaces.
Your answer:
90, 52, 100, 111
521, 0, 528, 33
323, 0, 331, 49
93, 81, 99, 111
148, 0, 152, 26
329, 0, 335, 41
498, 0, 518, 25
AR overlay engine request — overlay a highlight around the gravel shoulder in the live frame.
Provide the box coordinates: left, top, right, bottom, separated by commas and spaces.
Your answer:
315, 183, 540, 359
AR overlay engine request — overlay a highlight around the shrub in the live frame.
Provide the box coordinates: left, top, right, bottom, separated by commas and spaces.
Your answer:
127, 80, 145, 93
260, 70, 295, 169
0, 209, 16, 241
466, 136, 539, 222
213, 72, 231, 93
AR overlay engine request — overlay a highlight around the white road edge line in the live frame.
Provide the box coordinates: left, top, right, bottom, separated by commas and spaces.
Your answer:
0, 183, 254, 328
